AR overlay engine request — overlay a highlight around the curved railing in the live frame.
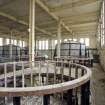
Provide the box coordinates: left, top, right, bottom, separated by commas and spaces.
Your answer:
0, 61, 92, 105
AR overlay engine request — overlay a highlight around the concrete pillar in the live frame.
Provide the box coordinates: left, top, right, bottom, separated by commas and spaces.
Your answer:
50, 39, 54, 60
35, 34, 36, 54
36, 40, 39, 56
57, 20, 62, 58
104, 0, 105, 46
29, 0, 35, 62
48, 39, 51, 59
44, 40, 46, 50
21, 36, 23, 48
99, 21, 101, 47
17, 40, 21, 61
10, 31, 13, 59
35, 40, 37, 54
41, 40, 43, 50
25, 39, 28, 47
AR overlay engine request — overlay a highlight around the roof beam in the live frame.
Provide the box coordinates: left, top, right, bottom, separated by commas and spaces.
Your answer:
35, 27, 52, 35
71, 20, 98, 26
0, 11, 52, 36
66, 19, 98, 26
35, 0, 72, 33
63, 33, 96, 38
51, 0, 100, 12
61, 11, 99, 21
73, 28, 97, 32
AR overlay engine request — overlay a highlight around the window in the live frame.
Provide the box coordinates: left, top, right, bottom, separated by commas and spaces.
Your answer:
11, 39, 14, 44
23, 41, 26, 47
42, 41, 45, 50
85, 38, 89, 46
69, 39, 72, 41
64, 39, 67, 42
14, 40, 17, 45
55, 40, 57, 45
73, 39, 77, 41
45, 40, 48, 50
64, 39, 72, 41
6, 38, 10, 45
0, 38, 3, 46
19, 40, 22, 47
80, 38, 90, 47
51, 40, 57, 49
39, 41, 41, 50
38, 40, 49, 50
80, 38, 85, 44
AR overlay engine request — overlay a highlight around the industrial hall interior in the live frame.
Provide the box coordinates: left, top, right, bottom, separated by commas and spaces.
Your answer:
0, 0, 104, 105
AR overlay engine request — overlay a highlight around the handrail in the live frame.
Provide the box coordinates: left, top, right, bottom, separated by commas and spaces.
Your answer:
0, 61, 92, 96
54, 56, 93, 67
54, 56, 93, 60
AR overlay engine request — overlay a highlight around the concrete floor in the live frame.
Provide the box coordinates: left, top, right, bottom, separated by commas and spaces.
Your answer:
91, 63, 105, 105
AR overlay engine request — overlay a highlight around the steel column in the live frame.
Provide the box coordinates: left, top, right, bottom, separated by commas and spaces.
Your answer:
29, 0, 35, 62
17, 40, 21, 61
57, 20, 62, 58
104, 0, 105, 45
10, 31, 13, 59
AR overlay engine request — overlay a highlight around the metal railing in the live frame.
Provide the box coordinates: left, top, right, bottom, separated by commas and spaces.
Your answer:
0, 60, 91, 105
54, 56, 93, 67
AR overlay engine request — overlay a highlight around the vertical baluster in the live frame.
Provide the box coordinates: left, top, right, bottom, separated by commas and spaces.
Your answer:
31, 61, 33, 86
75, 66, 78, 79
39, 61, 41, 85
81, 68, 84, 105
69, 62, 71, 80
75, 66, 78, 105
22, 62, 24, 87
13, 62, 16, 87
91, 59, 93, 67
4, 63, 7, 105
54, 63, 56, 84
4, 63, 7, 87
46, 61, 49, 85
83, 59, 85, 66
42, 75, 44, 85
42, 62, 44, 85
53, 57, 58, 105
61, 61, 64, 82
61, 61, 64, 104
